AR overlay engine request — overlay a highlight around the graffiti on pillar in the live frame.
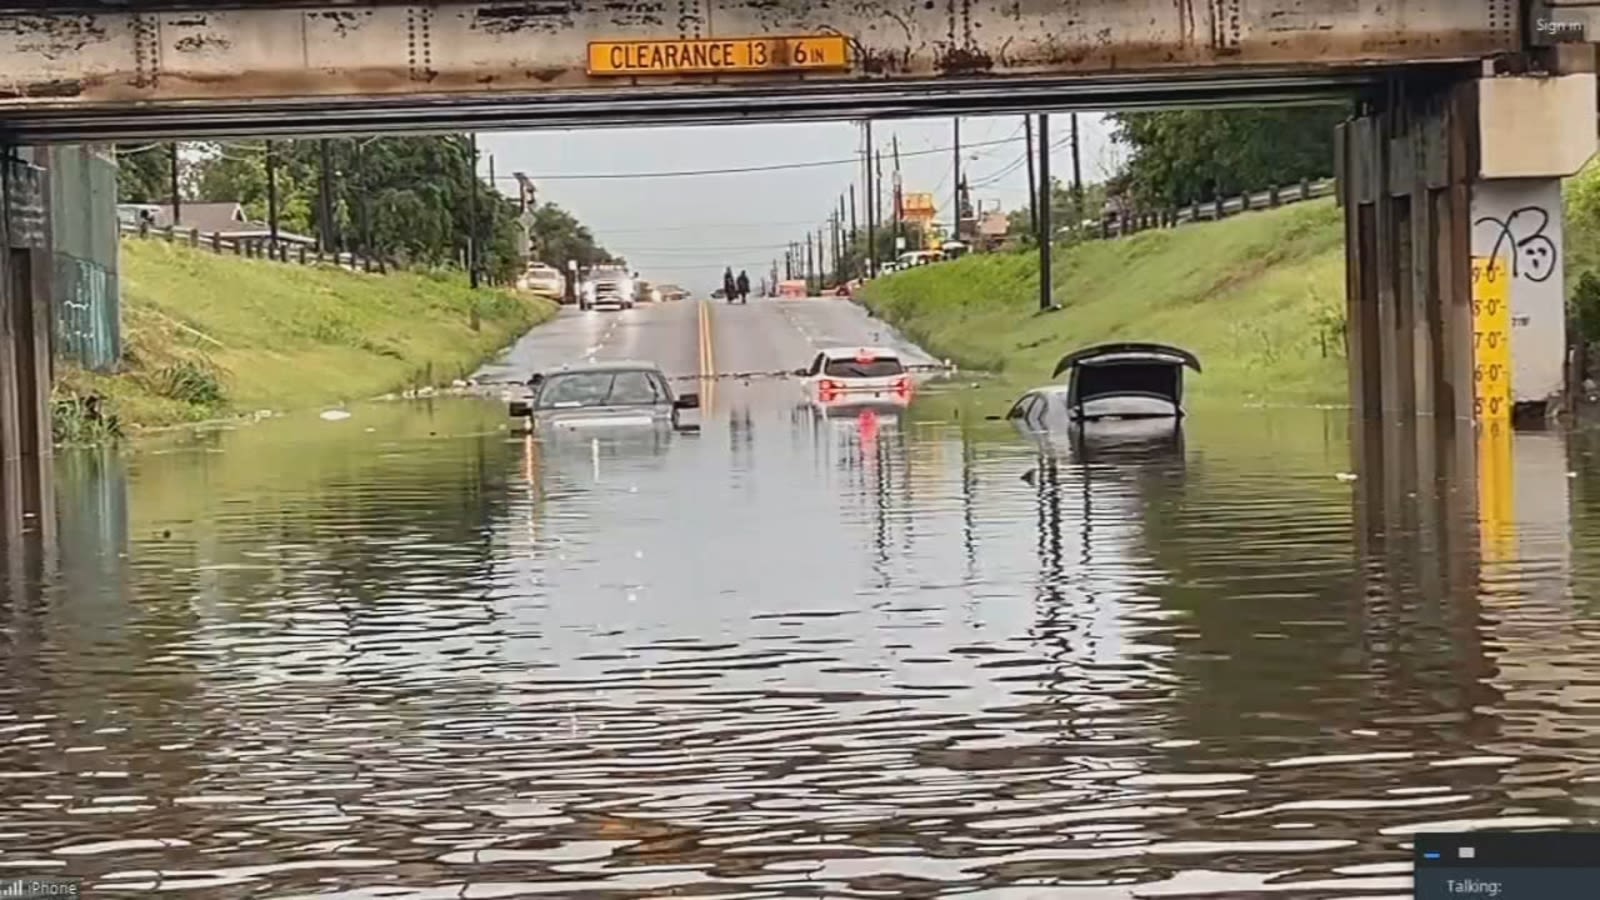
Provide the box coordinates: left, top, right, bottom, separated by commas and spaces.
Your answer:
1471, 181, 1565, 405
1474, 205, 1558, 283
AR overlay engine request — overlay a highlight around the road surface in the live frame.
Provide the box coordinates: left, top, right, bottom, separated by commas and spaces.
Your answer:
476, 294, 942, 386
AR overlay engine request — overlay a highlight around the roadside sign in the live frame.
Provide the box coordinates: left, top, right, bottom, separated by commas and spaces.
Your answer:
588, 35, 849, 76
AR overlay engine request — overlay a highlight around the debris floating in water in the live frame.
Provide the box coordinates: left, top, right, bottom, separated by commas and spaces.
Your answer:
1334, 472, 1358, 482
319, 409, 352, 421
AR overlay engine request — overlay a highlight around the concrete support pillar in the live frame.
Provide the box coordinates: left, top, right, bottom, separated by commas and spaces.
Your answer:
0, 149, 55, 551
1472, 70, 1598, 416
1337, 78, 1478, 425
1337, 79, 1482, 607
1341, 66, 1594, 635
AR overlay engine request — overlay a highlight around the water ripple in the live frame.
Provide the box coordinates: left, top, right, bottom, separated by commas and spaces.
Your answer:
2, 395, 1596, 897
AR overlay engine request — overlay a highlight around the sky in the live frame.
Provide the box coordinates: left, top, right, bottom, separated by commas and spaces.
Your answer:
479, 114, 1120, 295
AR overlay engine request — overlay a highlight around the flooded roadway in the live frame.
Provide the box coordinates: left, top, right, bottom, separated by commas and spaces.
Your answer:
7, 297, 1600, 898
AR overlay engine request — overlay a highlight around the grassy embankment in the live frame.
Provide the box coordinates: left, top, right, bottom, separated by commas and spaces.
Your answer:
55, 238, 556, 440
860, 198, 1348, 408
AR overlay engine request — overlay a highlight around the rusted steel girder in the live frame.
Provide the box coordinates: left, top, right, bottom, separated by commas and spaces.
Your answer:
0, 1, 1521, 110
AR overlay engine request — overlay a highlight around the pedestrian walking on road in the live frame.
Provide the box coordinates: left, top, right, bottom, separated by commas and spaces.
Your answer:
723, 267, 737, 304
736, 270, 750, 304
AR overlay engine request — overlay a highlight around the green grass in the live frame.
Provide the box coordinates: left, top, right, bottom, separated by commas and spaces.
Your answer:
860, 199, 1349, 407
53, 239, 556, 439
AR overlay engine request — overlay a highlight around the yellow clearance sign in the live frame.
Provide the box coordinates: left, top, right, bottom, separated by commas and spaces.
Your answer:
588, 35, 849, 76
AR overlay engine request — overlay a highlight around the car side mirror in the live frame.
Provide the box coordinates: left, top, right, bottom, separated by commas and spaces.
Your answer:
509, 400, 531, 418
791, 368, 809, 377
674, 393, 700, 410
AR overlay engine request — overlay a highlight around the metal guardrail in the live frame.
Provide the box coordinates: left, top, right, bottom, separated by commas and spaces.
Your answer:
1077, 176, 1338, 241
116, 219, 388, 273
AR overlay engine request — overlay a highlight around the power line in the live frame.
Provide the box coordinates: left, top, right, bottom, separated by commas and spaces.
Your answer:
495, 134, 1023, 181
961, 134, 1076, 196
614, 243, 793, 254
587, 218, 827, 235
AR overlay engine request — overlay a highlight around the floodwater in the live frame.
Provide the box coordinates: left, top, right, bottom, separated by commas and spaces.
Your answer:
5, 300, 1600, 898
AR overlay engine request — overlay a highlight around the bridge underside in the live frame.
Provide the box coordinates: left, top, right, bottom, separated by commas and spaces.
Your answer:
2, 72, 1392, 143
0, 0, 1517, 141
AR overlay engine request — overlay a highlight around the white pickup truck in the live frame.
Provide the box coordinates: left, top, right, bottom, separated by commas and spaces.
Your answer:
581, 266, 634, 311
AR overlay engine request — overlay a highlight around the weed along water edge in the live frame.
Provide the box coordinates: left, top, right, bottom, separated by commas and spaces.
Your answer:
858, 199, 1350, 408
51, 238, 558, 441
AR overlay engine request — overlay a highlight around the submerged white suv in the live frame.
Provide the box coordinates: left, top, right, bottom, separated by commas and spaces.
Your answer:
794, 346, 914, 411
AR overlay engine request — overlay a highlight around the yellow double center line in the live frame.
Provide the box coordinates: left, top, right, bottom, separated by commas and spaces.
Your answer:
696, 299, 717, 413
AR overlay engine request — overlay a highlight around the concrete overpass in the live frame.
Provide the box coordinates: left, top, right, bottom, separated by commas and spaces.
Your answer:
0, 0, 1530, 139
1, 0, 1598, 551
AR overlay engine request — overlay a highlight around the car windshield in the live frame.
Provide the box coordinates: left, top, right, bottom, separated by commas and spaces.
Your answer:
824, 356, 904, 378
536, 370, 666, 408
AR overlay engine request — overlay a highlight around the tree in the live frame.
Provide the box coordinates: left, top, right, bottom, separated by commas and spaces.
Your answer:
114, 144, 174, 204
170, 135, 616, 284
1106, 106, 1349, 209
1005, 177, 1111, 244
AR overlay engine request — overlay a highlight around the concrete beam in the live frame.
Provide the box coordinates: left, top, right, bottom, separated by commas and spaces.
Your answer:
1478, 73, 1598, 178
0, 1, 1520, 112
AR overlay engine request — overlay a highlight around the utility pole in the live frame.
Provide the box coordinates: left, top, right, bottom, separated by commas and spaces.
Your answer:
168, 142, 181, 227
874, 147, 884, 264
837, 195, 846, 281
353, 137, 372, 260
318, 139, 335, 253
817, 226, 827, 289
864, 120, 876, 277
265, 139, 280, 247
892, 134, 903, 251
952, 117, 961, 244
1070, 112, 1084, 231
1024, 115, 1037, 235
805, 232, 815, 292
513, 171, 537, 262
848, 183, 858, 273
1038, 114, 1053, 312
467, 133, 480, 289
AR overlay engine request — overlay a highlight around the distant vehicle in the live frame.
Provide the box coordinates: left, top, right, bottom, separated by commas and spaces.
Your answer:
518, 262, 564, 298
655, 284, 688, 302
581, 266, 634, 311
634, 279, 660, 304
711, 288, 726, 299
508, 361, 700, 433
1006, 342, 1202, 427
793, 346, 914, 412
895, 250, 941, 268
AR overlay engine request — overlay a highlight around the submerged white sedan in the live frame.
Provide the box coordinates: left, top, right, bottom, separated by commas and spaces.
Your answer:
509, 361, 699, 434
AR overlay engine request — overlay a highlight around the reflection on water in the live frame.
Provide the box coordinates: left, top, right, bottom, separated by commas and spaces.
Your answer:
2, 388, 1597, 898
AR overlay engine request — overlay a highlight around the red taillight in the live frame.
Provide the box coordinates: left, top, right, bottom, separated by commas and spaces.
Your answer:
894, 376, 912, 397
818, 379, 840, 399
